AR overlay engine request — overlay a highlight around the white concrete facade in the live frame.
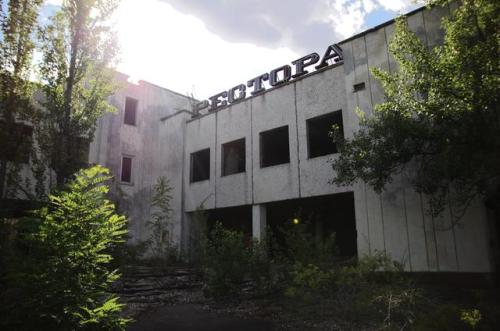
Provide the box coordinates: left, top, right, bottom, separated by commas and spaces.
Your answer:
90, 5, 494, 273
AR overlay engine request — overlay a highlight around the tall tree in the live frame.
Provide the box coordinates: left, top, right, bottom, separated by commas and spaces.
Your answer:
331, 0, 500, 222
0, 0, 43, 199
36, 0, 119, 190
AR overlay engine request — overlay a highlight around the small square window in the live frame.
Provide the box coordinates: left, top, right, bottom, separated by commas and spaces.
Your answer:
222, 138, 245, 176
121, 156, 133, 183
353, 82, 366, 92
124, 97, 138, 126
307, 110, 343, 158
190, 148, 210, 183
260, 126, 290, 167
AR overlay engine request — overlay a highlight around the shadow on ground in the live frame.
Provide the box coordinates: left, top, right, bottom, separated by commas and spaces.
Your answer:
128, 304, 274, 331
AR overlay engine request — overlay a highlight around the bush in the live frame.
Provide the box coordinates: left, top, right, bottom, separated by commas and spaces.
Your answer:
275, 220, 339, 266
147, 176, 177, 266
1, 166, 129, 330
203, 222, 252, 300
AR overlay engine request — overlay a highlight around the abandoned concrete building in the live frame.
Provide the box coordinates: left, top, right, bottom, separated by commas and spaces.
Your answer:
88, 4, 494, 273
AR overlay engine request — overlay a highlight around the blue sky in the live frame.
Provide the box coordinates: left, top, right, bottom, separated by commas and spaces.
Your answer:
40, 0, 420, 99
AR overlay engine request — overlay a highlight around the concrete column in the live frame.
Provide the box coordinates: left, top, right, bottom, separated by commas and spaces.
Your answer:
252, 204, 267, 240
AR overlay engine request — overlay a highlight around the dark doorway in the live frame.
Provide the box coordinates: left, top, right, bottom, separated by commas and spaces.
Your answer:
206, 205, 252, 239
266, 192, 357, 257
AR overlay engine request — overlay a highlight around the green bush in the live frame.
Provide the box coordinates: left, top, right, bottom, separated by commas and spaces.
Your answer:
276, 221, 339, 266
147, 176, 177, 266
1, 166, 129, 330
284, 262, 335, 301
203, 222, 252, 300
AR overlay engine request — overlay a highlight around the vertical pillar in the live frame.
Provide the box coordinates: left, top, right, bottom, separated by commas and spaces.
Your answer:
252, 204, 267, 240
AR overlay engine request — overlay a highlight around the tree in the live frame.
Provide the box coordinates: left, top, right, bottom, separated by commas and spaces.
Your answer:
0, 0, 43, 199
331, 0, 500, 222
1, 165, 129, 329
36, 0, 119, 190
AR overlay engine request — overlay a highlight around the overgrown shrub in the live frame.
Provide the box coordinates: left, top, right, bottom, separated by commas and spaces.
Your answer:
147, 176, 177, 266
0, 166, 129, 330
203, 222, 252, 300
275, 220, 339, 266
187, 203, 208, 265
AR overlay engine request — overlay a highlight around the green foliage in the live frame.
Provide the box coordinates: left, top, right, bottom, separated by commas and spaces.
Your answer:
147, 176, 177, 264
461, 308, 482, 329
35, 0, 119, 189
187, 203, 209, 264
0, 0, 43, 199
331, 0, 500, 219
203, 222, 252, 300
1, 165, 129, 330
276, 221, 339, 266
284, 262, 334, 300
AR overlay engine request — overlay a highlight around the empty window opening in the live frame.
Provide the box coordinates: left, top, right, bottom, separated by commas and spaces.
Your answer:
121, 156, 133, 183
353, 82, 366, 92
0, 122, 33, 163
124, 97, 138, 125
260, 125, 290, 167
190, 148, 210, 183
266, 192, 357, 258
307, 110, 343, 158
222, 138, 245, 176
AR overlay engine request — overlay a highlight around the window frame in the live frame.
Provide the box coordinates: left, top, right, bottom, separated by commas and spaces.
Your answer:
259, 125, 290, 168
190, 148, 211, 183
221, 138, 246, 177
120, 155, 134, 184
123, 97, 138, 126
306, 110, 344, 159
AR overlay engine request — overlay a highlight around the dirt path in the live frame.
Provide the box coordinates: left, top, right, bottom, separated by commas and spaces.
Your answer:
128, 303, 274, 331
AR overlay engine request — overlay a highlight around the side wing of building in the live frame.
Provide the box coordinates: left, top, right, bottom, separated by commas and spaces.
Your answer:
89, 73, 195, 246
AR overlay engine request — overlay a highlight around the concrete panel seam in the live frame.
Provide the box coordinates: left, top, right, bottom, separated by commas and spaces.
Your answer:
402, 181, 413, 271
293, 83, 302, 198
448, 196, 461, 271
363, 35, 376, 113
364, 183, 372, 254
419, 191, 431, 270
250, 100, 255, 204
214, 112, 218, 207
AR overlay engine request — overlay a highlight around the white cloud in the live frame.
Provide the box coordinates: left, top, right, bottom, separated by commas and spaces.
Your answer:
114, 0, 298, 100
325, 0, 417, 39
375, 0, 415, 12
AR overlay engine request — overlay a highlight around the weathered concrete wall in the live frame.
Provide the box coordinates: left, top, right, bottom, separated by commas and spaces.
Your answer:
90, 5, 493, 272
336, 4, 491, 272
181, 5, 493, 272
89, 74, 193, 246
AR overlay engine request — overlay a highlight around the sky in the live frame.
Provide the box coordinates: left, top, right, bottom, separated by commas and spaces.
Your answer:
43, 0, 420, 100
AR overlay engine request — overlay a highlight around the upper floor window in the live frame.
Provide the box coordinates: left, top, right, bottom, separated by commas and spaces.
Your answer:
222, 138, 245, 176
260, 125, 290, 167
124, 97, 138, 126
190, 148, 210, 183
307, 110, 343, 158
